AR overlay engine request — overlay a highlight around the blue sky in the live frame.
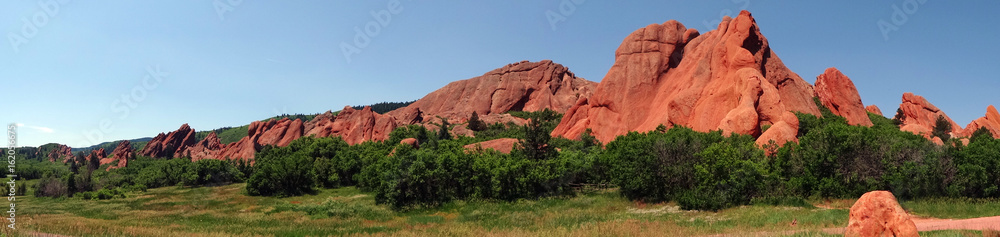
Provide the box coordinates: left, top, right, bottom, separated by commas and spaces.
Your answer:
2, 1, 998, 148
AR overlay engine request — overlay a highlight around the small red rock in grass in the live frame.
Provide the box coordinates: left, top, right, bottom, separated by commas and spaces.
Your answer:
844, 191, 918, 237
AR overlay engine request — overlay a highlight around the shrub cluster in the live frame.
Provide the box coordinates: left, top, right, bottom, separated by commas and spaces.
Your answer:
601, 126, 772, 211
246, 136, 376, 197
358, 140, 584, 210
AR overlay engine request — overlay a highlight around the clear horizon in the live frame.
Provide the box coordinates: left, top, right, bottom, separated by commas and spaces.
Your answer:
3, 1, 998, 148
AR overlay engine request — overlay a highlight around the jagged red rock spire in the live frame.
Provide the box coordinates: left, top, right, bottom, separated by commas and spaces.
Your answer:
101, 140, 134, 170
960, 105, 1000, 139
552, 10, 818, 146
139, 123, 197, 158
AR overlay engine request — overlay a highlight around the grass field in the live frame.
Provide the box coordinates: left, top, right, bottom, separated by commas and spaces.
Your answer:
11, 183, 1000, 236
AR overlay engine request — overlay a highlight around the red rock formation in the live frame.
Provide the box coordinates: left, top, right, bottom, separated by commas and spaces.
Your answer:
866, 105, 883, 117
844, 191, 918, 237
814, 68, 872, 127
552, 11, 818, 145
400, 138, 419, 149
38, 144, 73, 163
84, 148, 107, 165
139, 124, 198, 158
897, 93, 961, 140
188, 132, 224, 162
960, 105, 1000, 139
216, 118, 304, 160
101, 140, 134, 170
387, 60, 596, 125
322, 106, 397, 145
464, 138, 519, 154
257, 118, 304, 147
217, 136, 256, 161
295, 60, 590, 147
304, 111, 337, 137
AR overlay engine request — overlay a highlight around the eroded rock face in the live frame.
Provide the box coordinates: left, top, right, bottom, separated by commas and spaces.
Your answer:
193, 60, 592, 160
101, 140, 134, 170
844, 191, 918, 237
85, 148, 107, 166
815, 68, 872, 127
216, 118, 304, 161
387, 60, 596, 125
188, 132, 224, 162
463, 138, 519, 154
866, 105, 883, 117
552, 10, 817, 146
257, 118, 304, 147
139, 124, 198, 158
960, 105, 1000, 139
897, 93, 961, 139
321, 106, 398, 145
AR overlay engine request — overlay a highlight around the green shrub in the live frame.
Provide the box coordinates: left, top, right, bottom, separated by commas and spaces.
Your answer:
603, 126, 724, 202
360, 139, 578, 210
677, 139, 770, 211
246, 145, 316, 197
948, 135, 1000, 198
775, 106, 946, 199
183, 159, 244, 186
33, 175, 68, 198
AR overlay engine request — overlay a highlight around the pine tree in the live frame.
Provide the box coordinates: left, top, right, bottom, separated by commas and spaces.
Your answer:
87, 153, 100, 172
438, 119, 451, 140
892, 108, 906, 126
518, 118, 555, 160
932, 115, 952, 142
468, 111, 488, 132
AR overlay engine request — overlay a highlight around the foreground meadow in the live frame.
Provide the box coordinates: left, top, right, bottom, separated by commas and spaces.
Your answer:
12, 183, 997, 237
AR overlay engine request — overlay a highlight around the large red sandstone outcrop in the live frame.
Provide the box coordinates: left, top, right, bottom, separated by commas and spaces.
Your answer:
463, 138, 519, 154
814, 68, 872, 127
217, 118, 304, 160
844, 191, 918, 237
388, 60, 596, 125
101, 140, 134, 170
552, 11, 818, 145
306, 106, 398, 145
188, 132, 224, 162
897, 93, 961, 140
38, 144, 73, 163
960, 105, 1000, 139
139, 124, 198, 158
200, 61, 593, 158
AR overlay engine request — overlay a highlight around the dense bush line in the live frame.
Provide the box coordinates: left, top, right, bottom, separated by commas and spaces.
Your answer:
21, 107, 1000, 211
33, 155, 247, 199
602, 109, 1000, 210
357, 140, 586, 210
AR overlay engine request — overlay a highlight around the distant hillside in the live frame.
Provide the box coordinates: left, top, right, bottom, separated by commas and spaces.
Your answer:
64, 101, 416, 153
72, 138, 152, 153
194, 125, 249, 144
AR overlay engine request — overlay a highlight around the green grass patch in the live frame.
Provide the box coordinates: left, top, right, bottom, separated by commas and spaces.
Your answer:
902, 198, 1000, 219
16, 182, 1000, 236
